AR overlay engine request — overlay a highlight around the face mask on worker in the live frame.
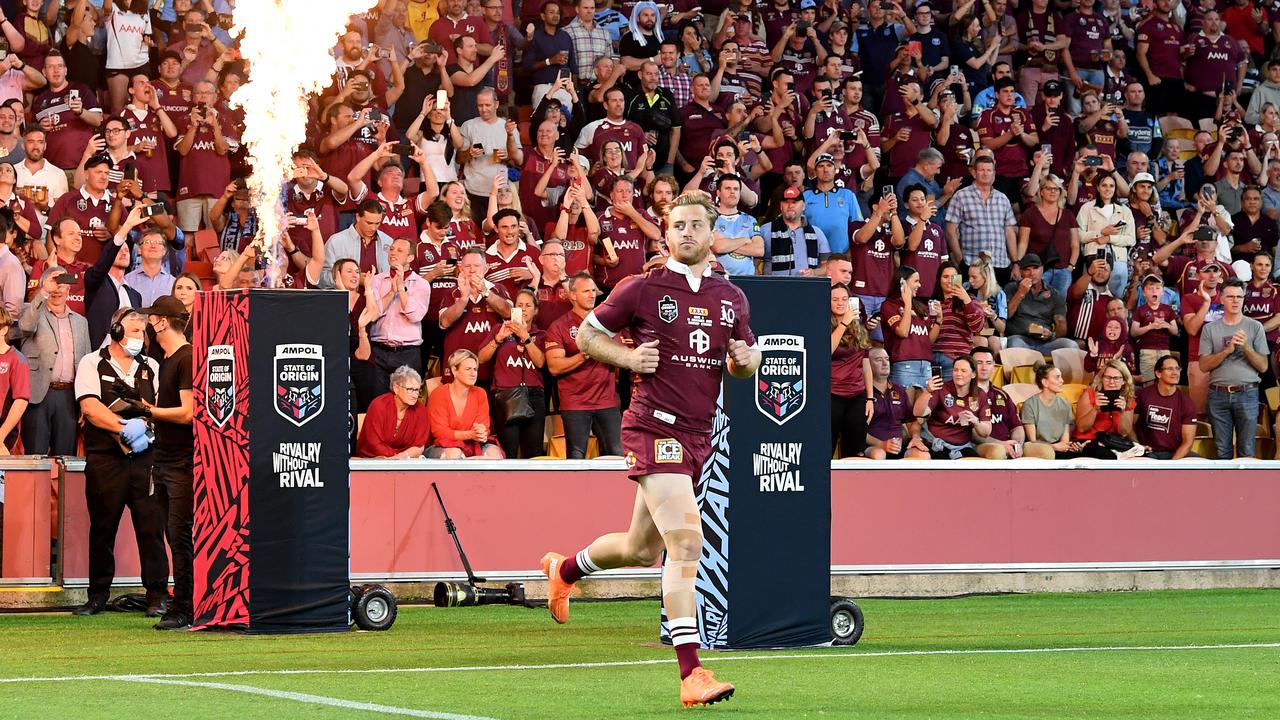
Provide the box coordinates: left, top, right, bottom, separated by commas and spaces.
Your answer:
124, 337, 144, 357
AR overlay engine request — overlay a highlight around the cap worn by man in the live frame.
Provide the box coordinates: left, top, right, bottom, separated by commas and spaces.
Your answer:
140, 295, 190, 320
1132, 172, 1156, 185
1042, 80, 1064, 96
1018, 253, 1043, 269
782, 186, 804, 200
815, 153, 835, 166
799, 0, 817, 9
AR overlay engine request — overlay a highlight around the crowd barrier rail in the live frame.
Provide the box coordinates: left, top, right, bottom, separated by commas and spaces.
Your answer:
2, 457, 1277, 588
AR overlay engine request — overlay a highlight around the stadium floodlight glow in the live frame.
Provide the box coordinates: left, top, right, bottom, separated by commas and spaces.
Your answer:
230, 0, 376, 286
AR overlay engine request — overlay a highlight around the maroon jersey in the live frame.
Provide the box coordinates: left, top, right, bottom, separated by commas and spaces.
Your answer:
810, 106, 851, 156
1180, 290, 1223, 361
428, 13, 492, 65
902, 220, 947, 298
983, 384, 1021, 442
32, 82, 101, 170
519, 148, 567, 233
881, 297, 933, 362
584, 119, 648, 168
1135, 384, 1197, 453
361, 190, 421, 241
154, 80, 193, 125
938, 123, 980, 184
1132, 302, 1178, 350
680, 100, 729, 161
448, 216, 483, 249
596, 206, 656, 289
1244, 281, 1280, 344
0, 346, 30, 425
591, 263, 755, 433
1166, 255, 1210, 295
1081, 116, 1120, 160
1017, 9, 1060, 68
1185, 33, 1244, 94
547, 220, 595, 277
923, 381, 990, 445
831, 344, 867, 398
842, 107, 881, 172
977, 106, 1033, 176
545, 309, 619, 411
177, 114, 235, 199
122, 108, 171, 193
867, 381, 911, 441
1064, 11, 1110, 69
1136, 15, 1183, 79
759, 97, 805, 174
484, 240, 540, 300
442, 283, 510, 381
320, 132, 379, 209
883, 111, 931, 178
1031, 107, 1076, 178
285, 184, 343, 255
28, 256, 89, 315
534, 276, 572, 331
490, 331, 545, 389
589, 167, 644, 211
49, 188, 113, 264
412, 237, 460, 323
848, 220, 896, 297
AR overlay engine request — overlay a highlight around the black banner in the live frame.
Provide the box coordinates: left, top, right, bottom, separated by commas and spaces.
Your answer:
246, 290, 350, 634
663, 278, 832, 649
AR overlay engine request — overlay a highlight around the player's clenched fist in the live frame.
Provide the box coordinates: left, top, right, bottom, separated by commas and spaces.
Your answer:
629, 339, 660, 374
727, 339, 753, 367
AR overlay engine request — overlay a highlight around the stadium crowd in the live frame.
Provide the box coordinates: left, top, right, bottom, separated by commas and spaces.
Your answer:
0, 0, 1271, 467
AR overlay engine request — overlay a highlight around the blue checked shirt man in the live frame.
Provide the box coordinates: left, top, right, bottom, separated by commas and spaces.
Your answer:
803, 154, 863, 254
564, 0, 614, 83
945, 156, 1017, 274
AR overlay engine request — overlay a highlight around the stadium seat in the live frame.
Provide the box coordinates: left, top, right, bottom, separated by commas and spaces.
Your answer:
1060, 383, 1088, 412
1190, 437, 1216, 458
1000, 347, 1046, 385
1050, 348, 1089, 385
185, 260, 217, 289
1001, 383, 1039, 408
192, 228, 220, 263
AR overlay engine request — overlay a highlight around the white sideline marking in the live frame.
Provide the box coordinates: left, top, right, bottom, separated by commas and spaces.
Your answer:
121, 677, 499, 720
1, 642, 1276, 685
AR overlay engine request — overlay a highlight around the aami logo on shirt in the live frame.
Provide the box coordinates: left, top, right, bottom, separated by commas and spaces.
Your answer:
464, 320, 492, 334
755, 334, 807, 426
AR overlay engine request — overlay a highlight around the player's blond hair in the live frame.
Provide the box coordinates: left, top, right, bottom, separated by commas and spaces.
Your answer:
668, 190, 718, 226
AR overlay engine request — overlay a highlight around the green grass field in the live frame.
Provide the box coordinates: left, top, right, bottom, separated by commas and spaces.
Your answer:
1, 589, 1278, 718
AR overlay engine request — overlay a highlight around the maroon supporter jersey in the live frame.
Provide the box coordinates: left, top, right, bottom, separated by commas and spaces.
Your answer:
534, 276, 572, 330
848, 221, 896, 297
841, 107, 881, 171
547, 221, 594, 277
902, 220, 947, 298
412, 237, 460, 323
442, 283, 510, 381
924, 381, 990, 445
591, 263, 755, 434
1135, 385, 1197, 453
880, 297, 933, 362
177, 114, 235, 199
596, 207, 656, 289
49, 188, 113, 264
362, 190, 420, 241
585, 119, 648, 168
977, 107, 1033, 176
1064, 11, 1109, 69
519, 148, 567, 233
123, 108, 171, 193
545, 309, 619, 411
831, 345, 867, 398
983, 385, 1021, 442
1132, 302, 1178, 350
1244, 281, 1280, 343
490, 332, 545, 389
883, 111, 931, 178
1136, 15, 1183, 78
680, 101, 729, 161
28, 256, 89, 315
867, 381, 910, 442
484, 241, 540, 300
33, 82, 100, 170
0, 346, 30, 425
1185, 33, 1243, 94
154, 80, 193, 124
285, 184, 342, 255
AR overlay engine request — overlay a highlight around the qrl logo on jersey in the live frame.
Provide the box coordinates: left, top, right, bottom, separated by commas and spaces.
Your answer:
755, 334, 807, 426
274, 344, 324, 427
206, 345, 236, 427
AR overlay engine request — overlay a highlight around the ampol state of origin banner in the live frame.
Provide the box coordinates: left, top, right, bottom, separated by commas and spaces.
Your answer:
662, 277, 832, 649
193, 289, 350, 633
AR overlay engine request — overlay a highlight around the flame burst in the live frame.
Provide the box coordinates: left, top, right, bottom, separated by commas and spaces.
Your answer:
230, 0, 374, 286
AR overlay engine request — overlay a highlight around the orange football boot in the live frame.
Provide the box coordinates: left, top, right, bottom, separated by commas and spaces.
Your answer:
680, 667, 735, 708
540, 552, 579, 624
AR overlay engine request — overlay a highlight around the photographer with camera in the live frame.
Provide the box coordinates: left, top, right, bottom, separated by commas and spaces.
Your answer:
71, 307, 166, 618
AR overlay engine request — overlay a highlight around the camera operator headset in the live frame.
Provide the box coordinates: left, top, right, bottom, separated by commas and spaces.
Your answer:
71, 307, 168, 617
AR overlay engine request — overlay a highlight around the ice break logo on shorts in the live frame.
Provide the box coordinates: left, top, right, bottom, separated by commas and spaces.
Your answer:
274, 344, 324, 427
755, 334, 806, 426
205, 345, 235, 427
655, 438, 683, 463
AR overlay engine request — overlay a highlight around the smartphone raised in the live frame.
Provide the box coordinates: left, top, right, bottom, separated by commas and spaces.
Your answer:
436, 89, 448, 108
390, 142, 415, 156
140, 203, 166, 219
511, 306, 524, 325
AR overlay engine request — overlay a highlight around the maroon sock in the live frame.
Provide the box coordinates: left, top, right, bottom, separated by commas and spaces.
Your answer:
675, 643, 701, 679
558, 554, 585, 584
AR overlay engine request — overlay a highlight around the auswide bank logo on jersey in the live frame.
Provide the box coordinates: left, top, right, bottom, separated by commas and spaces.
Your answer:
754, 334, 806, 425
206, 345, 235, 427
274, 344, 324, 427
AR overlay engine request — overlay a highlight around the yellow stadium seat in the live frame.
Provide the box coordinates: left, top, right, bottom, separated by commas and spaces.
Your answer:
1051, 347, 1089, 385
1000, 347, 1046, 385
1191, 437, 1216, 459
1001, 383, 1040, 408
1060, 383, 1089, 412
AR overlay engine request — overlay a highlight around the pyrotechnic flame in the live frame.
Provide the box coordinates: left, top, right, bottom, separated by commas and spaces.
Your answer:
230, 0, 375, 287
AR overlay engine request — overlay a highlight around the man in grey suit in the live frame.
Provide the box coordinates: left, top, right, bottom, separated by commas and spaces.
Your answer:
19, 266, 91, 456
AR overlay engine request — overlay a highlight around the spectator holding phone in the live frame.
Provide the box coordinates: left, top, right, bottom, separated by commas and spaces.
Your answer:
933, 263, 986, 380
865, 347, 915, 460
1077, 173, 1135, 296
526, 1, 576, 110
909, 355, 990, 459
830, 283, 873, 457
1073, 359, 1141, 458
